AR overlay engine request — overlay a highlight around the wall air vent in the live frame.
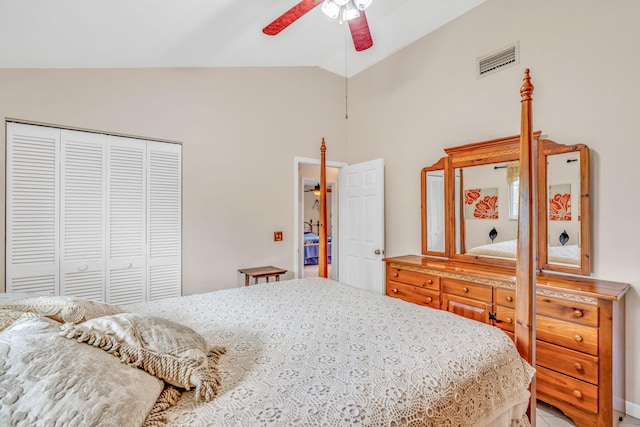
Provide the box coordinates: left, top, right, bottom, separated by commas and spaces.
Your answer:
477, 42, 519, 78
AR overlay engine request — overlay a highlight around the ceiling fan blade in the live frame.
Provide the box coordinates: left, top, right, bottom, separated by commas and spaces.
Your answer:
263, 0, 323, 36
348, 10, 373, 51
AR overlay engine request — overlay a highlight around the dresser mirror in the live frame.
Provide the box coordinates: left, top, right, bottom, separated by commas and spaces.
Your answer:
422, 133, 591, 275
453, 161, 520, 260
421, 157, 448, 256
537, 139, 590, 275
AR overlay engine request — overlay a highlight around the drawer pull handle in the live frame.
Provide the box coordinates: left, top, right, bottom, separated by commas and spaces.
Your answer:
573, 309, 584, 318
505, 317, 513, 324
462, 287, 469, 293
425, 297, 432, 303
505, 296, 513, 302
574, 362, 584, 371
426, 279, 433, 284
572, 390, 583, 399
392, 288, 399, 294
574, 335, 584, 343
393, 273, 399, 278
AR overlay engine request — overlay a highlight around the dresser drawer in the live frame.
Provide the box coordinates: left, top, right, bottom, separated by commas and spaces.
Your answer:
536, 366, 598, 414
537, 340, 598, 385
387, 267, 440, 290
494, 289, 598, 327
442, 279, 492, 303
494, 305, 515, 332
537, 315, 598, 356
536, 297, 598, 327
495, 288, 516, 308
387, 281, 440, 309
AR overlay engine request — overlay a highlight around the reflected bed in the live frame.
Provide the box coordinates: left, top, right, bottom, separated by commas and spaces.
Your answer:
466, 239, 580, 265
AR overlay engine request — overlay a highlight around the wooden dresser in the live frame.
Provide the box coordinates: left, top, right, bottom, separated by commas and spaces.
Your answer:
384, 255, 630, 427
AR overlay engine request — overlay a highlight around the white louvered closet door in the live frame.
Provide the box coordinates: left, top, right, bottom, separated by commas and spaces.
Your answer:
60, 130, 107, 300
106, 136, 147, 305
6, 123, 60, 295
147, 141, 182, 300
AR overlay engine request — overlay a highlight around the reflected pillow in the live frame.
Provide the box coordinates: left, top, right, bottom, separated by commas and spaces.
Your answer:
61, 313, 226, 402
1, 296, 124, 324
0, 316, 163, 426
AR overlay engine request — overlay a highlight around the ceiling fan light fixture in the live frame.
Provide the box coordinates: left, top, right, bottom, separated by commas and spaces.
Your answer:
321, 0, 371, 22
320, 0, 340, 20
341, 3, 360, 22
353, 0, 373, 10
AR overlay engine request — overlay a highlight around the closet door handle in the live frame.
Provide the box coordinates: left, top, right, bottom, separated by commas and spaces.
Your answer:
78, 265, 89, 272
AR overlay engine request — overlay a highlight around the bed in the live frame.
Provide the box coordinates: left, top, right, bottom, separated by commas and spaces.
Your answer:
466, 239, 580, 265
304, 231, 332, 265
0, 70, 538, 426
0, 278, 534, 426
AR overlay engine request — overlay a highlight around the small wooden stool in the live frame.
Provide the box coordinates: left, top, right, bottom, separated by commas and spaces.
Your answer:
238, 266, 287, 286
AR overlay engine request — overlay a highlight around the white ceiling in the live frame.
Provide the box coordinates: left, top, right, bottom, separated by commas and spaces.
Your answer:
0, 0, 485, 77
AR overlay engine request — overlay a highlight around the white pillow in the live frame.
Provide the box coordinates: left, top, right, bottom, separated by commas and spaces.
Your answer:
62, 313, 226, 402
0, 316, 163, 426
1, 295, 124, 323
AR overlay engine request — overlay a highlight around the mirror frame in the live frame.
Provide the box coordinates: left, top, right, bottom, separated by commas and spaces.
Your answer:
421, 132, 591, 275
421, 157, 449, 257
537, 139, 590, 276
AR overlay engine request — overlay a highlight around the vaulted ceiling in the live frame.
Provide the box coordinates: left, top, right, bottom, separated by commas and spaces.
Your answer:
0, 0, 485, 77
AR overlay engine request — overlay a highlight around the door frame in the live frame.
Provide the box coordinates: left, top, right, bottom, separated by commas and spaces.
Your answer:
293, 157, 347, 279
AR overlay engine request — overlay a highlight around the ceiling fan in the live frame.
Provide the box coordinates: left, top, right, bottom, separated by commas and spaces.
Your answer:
305, 183, 332, 195
263, 0, 374, 52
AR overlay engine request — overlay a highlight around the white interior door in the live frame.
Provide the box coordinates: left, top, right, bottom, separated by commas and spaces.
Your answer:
338, 158, 384, 294
106, 136, 147, 305
5, 123, 60, 295
146, 141, 182, 300
60, 129, 107, 300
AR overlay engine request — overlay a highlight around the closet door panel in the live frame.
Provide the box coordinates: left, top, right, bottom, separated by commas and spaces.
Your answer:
147, 142, 182, 300
106, 136, 147, 305
60, 130, 107, 300
5, 123, 60, 295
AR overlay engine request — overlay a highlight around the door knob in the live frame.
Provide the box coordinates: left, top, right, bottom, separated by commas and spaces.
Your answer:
374, 249, 381, 255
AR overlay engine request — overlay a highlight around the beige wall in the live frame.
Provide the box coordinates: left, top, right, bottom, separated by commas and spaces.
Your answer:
347, 0, 640, 413
0, 67, 348, 293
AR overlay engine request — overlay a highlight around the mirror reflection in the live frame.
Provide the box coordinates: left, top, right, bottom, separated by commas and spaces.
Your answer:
545, 151, 581, 266
425, 170, 445, 252
455, 161, 520, 259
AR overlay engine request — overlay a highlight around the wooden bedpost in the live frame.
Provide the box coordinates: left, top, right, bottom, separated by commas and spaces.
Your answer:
318, 138, 328, 278
515, 69, 537, 423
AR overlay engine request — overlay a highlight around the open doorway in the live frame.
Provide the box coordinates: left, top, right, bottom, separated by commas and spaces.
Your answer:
294, 158, 345, 280
301, 178, 335, 279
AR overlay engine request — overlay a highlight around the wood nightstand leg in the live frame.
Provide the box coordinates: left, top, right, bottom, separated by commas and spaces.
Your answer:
244, 275, 249, 286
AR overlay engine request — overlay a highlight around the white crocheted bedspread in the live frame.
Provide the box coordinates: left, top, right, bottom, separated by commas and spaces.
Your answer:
125, 278, 534, 426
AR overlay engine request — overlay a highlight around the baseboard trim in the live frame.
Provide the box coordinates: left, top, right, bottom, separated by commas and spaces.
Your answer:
626, 400, 640, 420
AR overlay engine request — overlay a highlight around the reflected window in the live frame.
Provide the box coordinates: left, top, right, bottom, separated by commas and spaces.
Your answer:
509, 178, 519, 220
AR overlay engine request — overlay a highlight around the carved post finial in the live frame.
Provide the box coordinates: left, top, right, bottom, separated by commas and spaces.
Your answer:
520, 69, 534, 102
321, 137, 326, 153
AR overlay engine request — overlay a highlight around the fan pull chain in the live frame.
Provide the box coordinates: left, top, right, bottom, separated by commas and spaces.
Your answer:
345, 26, 349, 119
